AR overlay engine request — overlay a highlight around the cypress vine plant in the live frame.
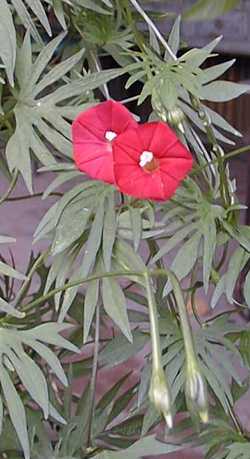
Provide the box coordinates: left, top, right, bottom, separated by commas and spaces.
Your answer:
0, 1, 250, 458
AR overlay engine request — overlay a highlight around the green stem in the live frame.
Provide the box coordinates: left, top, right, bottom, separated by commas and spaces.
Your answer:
22, 270, 144, 312
190, 96, 231, 206
6, 191, 62, 201
168, 271, 196, 363
191, 145, 250, 177
87, 304, 100, 447
144, 271, 161, 371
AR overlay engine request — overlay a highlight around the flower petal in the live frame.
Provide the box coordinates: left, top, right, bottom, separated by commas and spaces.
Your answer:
113, 121, 193, 201
72, 100, 137, 184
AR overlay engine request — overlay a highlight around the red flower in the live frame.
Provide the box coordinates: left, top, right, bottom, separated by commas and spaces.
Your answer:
72, 100, 137, 184
113, 122, 193, 201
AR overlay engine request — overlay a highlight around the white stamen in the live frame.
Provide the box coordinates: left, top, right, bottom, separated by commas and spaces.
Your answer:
139, 150, 153, 167
105, 130, 117, 142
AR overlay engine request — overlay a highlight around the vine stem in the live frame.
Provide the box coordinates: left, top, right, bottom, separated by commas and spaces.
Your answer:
129, 0, 177, 61
192, 145, 250, 177
0, 169, 18, 206
168, 271, 197, 362
144, 272, 161, 371
87, 304, 100, 447
6, 191, 62, 201
21, 270, 144, 312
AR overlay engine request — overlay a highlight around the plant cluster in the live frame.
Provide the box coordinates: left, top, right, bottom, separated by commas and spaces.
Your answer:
0, 1, 250, 458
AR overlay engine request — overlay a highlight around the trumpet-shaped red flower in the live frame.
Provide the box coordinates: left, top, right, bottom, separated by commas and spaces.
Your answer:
72, 100, 137, 184
113, 122, 193, 201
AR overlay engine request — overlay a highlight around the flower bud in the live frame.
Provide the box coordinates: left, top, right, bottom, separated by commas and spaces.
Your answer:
167, 107, 185, 133
149, 367, 173, 428
185, 362, 208, 423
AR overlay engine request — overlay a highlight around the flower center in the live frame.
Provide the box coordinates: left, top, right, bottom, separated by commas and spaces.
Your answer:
105, 130, 117, 142
139, 151, 159, 172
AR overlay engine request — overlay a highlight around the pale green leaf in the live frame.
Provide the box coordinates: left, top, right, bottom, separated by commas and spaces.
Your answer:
81, 199, 105, 278
25, 0, 51, 36
83, 278, 99, 343
244, 271, 250, 308
184, 0, 240, 21
200, 81, 249, 102
0, 0, 16, 86
103, 192, 117, 270
0, 364, 30, 459
95, 435, 180, 458
0, 260, 26, 280
226, 247, 250, 303
167, 15, 181, 56
102, 278, 132, 342
152, 223, 198, 263
200, 59, 236, 84
100, 331, 147, 367
129, 207, 142, 252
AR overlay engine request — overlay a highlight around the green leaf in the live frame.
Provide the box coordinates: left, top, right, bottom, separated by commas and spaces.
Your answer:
222, 223, 250, 252
7, 31, 125, 189
225, 247, 250, 303
81, 199, 105, 278
95, 436, 180, 458
7, 350, 49, 419
43, 170, 80, 199
184, 0, 240, 21
114, 239, 146, 275
74, 0, 111, 14
211, 275, 226, 308
83, 278, 99, 343
29, 340, 67, 386
34, 49, 85, 97
244, 271, 250, 307
149, 26, 160, 55
226, 443, 250, 459
0, 397, 3, 435
0, 0, 16, 86
51, 201, 91, 255
129, 207, 142, 252
102, 278, 132, 342
24, 0, 51, 36
167, 15, 181, 56
152, 222, 198, 263
100, 331, 148, 367
0, 364, 29, 459
200, 59, 236, 84
0, 297, 25, 318
5, 105, 33, 192
11, 0, 41, 42
0, 236, 16, 244
53, 0, 67, 30
164, 232, 201, 295
0, 260, 26, 280
103, 192, 117, 270
202, 218, 217, 293
204, 105, 241, 138
200, 81, 249, 102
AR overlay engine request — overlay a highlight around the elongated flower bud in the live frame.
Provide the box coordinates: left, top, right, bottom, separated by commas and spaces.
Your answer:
185, 361, 208, 423
144, 272, 173, 429
149, 367, 173, 429
167, 107, 185, 133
